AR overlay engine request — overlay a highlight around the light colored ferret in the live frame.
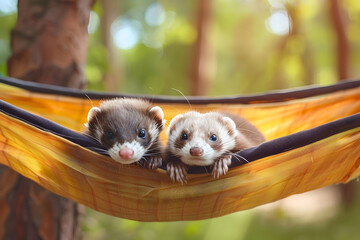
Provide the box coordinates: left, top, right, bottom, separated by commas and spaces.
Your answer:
85, 98, 165, 169
165, 111, 265, 183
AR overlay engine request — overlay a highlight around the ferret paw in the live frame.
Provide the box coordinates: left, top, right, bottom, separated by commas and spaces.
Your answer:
212, 155, 232, 179
147, 155, 162, 169
167, 162, 187, 184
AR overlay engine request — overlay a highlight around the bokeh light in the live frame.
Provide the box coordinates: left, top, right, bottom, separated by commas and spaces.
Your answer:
145, 2, 166, 26
0, 0, 17, 15
265, 10, 291, 35
111, 18, 142, 50
88, 11, 100, 34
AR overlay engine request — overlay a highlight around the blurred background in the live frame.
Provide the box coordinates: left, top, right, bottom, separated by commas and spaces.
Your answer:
1, 0, 360, 239
2, 0, 360, 96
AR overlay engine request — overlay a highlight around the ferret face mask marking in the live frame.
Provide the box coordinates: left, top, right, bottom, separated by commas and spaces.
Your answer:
86, 99, 164, 164
168, 111, 237, 166
166, 111, 266, 183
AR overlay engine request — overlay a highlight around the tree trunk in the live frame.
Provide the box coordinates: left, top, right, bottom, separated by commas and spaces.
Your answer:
329, 0, 349, 81
7, 0, 94, 88
0, 168, 83, 240
329, 0, 356, 207
190, 0, 212, 96
100, 0, 122, 91
2, 0, 94, 239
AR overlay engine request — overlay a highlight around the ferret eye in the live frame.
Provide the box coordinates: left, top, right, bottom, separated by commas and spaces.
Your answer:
209, 134, 217, 142
138, 129, 146, 138
181, 133, 188, 140
105, 131, 115, 139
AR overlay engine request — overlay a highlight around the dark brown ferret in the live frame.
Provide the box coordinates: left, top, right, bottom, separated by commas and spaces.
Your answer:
85, 98, 164, 169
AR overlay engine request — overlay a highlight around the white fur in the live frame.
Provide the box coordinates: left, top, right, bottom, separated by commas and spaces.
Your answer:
168, 112, 237, 166
85, 107, 102, 129
87, 107, 101, 122
167, 114, 184, 135
149, 106, 164, 119
149, 106, 166, 128
180, 138, 216, 166
107, 140, 146, 164
222, 116, 236, 133
148, 122, 160, 148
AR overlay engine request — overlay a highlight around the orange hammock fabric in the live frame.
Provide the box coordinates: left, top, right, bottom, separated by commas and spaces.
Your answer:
0, 77, 360, 221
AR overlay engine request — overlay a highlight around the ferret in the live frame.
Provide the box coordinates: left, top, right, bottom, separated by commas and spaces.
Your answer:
165, 111, 265, 183
85, 98, 165, 169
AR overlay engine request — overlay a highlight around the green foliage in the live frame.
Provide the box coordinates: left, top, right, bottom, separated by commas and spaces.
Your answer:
0, 13, 16, 76
120, 43, 191, 95
83, 0, 360, 96
81, 207, 256, 240
2, 0, 360, 95
242, 195, 360, 240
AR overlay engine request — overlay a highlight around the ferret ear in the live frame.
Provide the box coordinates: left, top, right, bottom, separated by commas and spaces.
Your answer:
222, 116, 236, 135
87, 107, 101, 122
167, 114, 184, 135
149, 106, 165, 127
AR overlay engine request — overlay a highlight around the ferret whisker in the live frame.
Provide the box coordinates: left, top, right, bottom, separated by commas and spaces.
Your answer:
143, 151, 160, 154
229, 154, 241, 163
217, 140, 234, 146
46, 130, 102, 144
171, 88, 192, 110
84, 94, 95, 108
93, 115, 103, 133
142, 152, 162, 156
96, 151, 111, 156
154, 125, 164, 132
137, 159, 146, 168
81, 132, 102, 142
84, 94, 103, 130
86, 148, 108, 154
216, 140, 238, 148
90, 147, 108, 152
230, 153, 249, 163
97, 151, 110, 155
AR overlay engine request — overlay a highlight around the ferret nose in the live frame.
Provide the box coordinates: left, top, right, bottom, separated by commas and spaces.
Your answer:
119, 147, 134, 159
190, 147, 204, 157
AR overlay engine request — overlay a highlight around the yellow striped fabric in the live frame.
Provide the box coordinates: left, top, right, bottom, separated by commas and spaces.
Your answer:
0, 81, 360, 221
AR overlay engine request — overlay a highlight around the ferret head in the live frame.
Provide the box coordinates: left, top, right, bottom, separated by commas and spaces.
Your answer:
167, 111, 237, 166
86, 98, 164, 164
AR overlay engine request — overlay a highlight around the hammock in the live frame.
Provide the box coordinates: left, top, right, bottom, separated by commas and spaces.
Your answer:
0, 76, 359, 222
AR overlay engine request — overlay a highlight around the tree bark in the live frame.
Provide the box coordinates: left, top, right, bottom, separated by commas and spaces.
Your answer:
2, 0, 94, 239
190, 0, 212, 96
7, 0, 94, 88
329, 0, 356, 207
329, 0, 349, 81
0, 168, 83, 240
100, 0, 122, 91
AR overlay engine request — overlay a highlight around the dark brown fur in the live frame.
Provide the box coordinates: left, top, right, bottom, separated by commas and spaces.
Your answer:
87, 99, 163, 150
86, 98, 164, 167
